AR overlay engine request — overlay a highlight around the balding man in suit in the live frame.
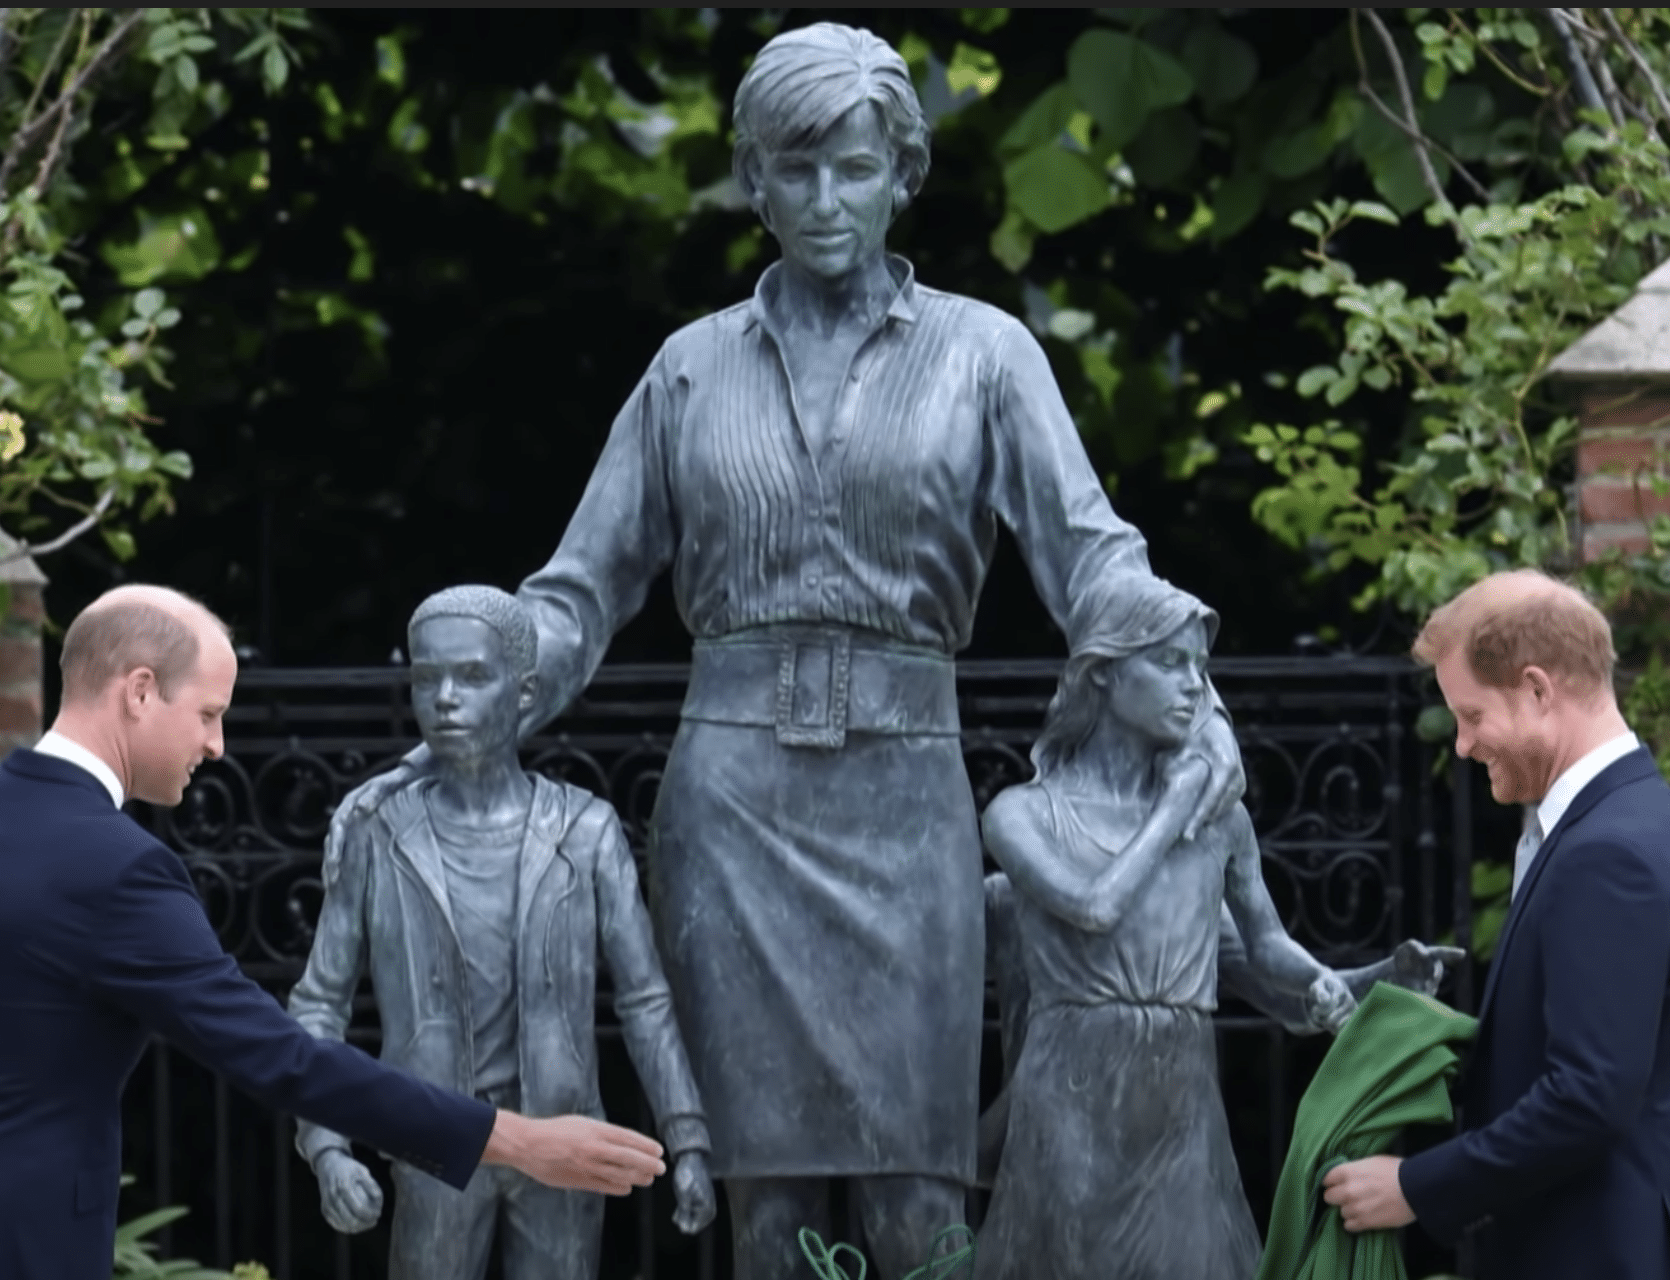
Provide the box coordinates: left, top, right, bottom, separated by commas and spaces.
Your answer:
0, 585, 666, 1280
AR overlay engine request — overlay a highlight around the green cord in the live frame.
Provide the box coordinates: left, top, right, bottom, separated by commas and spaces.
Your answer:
799, 1227, 869, 1280
798, 1225, 977, 1280
901, 1225, 977, 1280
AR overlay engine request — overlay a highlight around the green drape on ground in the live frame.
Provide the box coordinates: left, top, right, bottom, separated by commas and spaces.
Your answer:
1256, 982, 1478, 1280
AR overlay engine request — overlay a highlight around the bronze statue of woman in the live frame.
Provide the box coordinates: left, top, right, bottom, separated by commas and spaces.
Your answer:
337, 23, 1247, 1279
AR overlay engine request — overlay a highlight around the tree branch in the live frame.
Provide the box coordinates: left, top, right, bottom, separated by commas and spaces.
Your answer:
0, 10, 16, 114
1546, 9, 1613, 123
0, 9, 143, 199
1358, 10, 1463, 214
0, 486, 115, 567
1598, 8, 1670, 135
1561, 8, 1632, 131
1448, 11, 1551, 98
1, 100, 79, 257
0, 10, 77, 196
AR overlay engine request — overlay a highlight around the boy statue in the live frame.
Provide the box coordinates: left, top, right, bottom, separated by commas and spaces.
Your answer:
288, 585, 716, 1278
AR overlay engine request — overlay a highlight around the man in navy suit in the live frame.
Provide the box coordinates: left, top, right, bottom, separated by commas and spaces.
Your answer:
1324, 569, 1670, 1279
0, 584, 667, 1280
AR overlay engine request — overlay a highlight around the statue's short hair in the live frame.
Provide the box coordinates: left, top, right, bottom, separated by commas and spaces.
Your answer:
732, 23, 931, 210
60, 586, 230, 702
408, 585, 538, 679
1412, 568, 1615, 693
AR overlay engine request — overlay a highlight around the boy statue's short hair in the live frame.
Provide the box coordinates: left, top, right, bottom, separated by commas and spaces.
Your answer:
407, 585, 538, 678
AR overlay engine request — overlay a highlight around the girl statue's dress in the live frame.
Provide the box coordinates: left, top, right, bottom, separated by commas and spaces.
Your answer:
974, 785, 1264, 1280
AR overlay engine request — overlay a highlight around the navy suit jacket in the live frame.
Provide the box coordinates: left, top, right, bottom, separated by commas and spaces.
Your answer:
0, 749, 495, 1280
1401, 748, 1670, 1280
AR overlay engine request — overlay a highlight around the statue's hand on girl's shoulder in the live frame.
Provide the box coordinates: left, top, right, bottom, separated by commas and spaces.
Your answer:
1157, 748, 1213, 803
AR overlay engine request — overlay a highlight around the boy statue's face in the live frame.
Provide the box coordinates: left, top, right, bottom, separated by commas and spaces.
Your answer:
408, 615, 530, 763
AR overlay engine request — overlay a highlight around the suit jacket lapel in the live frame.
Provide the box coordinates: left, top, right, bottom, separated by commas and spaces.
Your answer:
1475, 748, 1658, 1024
383, 784, 463, 945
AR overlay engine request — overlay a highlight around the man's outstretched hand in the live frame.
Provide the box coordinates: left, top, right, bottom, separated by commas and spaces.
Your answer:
1323, 1155, 1415, 1232
482, 1112, 666, 1195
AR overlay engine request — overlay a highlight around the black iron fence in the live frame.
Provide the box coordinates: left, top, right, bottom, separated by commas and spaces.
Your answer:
121, 655, 1510, 1279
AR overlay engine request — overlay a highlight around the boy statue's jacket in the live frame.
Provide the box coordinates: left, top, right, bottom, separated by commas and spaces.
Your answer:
289, 775, 710, 1166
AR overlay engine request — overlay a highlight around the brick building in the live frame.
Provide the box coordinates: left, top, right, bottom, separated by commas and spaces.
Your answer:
0, 527, 46, 754
1549, 259, 1670, 561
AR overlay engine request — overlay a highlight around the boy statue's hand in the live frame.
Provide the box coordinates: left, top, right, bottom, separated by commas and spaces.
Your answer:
672, 1151, 717, 1235
315, 1148, 385, 1234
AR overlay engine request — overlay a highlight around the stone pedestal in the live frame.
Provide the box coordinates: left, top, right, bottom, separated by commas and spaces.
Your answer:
0, 528, 47, 754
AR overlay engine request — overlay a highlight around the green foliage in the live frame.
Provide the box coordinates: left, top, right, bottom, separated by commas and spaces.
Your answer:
1624, 651, 1670, 777
1466, 858, 1513, 961
33, 7, 1667, 663
0, 8, 305, 569
1228, 10, 1670, 955
1244, 121, 1670, 616
111, 1176, 269, 1278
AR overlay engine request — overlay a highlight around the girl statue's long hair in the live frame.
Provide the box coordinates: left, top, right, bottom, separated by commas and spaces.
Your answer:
1031, 571, 1218, 778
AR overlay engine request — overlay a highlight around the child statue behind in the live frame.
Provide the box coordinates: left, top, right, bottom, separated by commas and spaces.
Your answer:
976, 572, 1363, 1280
288, 585, 715, 1278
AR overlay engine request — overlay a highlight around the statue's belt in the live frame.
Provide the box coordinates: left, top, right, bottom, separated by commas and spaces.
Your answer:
682, 629, 961, 749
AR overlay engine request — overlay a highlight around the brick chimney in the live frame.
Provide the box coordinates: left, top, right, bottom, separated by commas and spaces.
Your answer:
0, 527, 48, 755
1549, 259, 1670, 559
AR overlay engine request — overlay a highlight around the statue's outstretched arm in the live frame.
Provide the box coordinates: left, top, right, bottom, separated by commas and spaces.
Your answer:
517, 353, 680, 737
1222, 805, 1355, 1032
1217, 904, 1319, 1034
981, 320, 1245, 830
328, 356, 682, 831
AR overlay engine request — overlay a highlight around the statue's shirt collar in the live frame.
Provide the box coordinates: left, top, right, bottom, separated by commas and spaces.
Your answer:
744, 253, 920, 338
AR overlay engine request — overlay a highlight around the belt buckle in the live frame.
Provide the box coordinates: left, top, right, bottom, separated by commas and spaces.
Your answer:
774, 631, 850, 749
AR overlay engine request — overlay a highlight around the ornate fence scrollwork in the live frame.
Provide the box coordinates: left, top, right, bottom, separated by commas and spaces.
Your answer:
124, 655, 1472, 1280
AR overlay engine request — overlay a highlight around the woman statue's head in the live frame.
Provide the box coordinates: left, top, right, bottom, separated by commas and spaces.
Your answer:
1032, 572, 1219, 776
732, 23, 931, 281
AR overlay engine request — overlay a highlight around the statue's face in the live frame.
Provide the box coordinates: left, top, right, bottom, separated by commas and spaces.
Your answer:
1103, 618, 1210, 749
409, 616, 527, 762
757, 103, 895, 281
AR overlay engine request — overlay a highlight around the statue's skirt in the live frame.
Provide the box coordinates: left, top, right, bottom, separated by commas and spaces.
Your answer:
974, 1001, 1261, 1280
646, 643, 984, 1181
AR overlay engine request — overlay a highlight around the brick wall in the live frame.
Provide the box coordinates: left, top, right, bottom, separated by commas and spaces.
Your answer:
0, 530, 47, 755
1575, 385, 1670, 560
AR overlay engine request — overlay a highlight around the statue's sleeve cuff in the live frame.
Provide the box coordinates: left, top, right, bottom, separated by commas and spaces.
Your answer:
295, 1120, 353, 1167
659, 1115, 712, 1157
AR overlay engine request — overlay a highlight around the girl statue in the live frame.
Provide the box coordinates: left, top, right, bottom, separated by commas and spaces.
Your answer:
974, 572, 1357, 1280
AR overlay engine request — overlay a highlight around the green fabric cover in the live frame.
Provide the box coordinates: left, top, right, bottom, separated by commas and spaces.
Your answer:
1256, 982, 1478, 1280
